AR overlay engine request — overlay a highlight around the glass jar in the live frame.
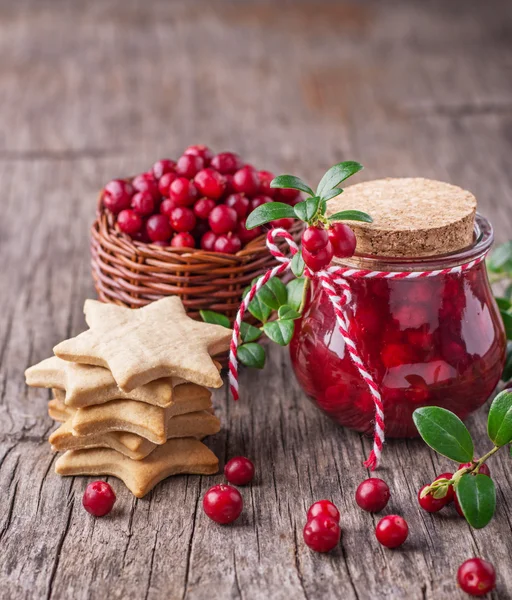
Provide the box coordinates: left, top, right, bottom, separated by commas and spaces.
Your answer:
289, 214, 506, 438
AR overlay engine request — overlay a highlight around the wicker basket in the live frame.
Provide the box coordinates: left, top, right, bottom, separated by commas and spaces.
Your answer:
91, 193, 303, 321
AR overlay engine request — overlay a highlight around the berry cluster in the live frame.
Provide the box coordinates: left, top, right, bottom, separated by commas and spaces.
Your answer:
102, 146, 300, 253
303, 500, 342, 553
301, 222, 357, 272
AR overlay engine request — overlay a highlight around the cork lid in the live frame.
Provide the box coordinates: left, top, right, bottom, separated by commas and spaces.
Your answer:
327, 178, 476, 258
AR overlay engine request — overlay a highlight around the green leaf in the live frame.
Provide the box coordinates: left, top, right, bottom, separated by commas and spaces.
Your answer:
263, 319, 295, 346
505, 283, 512, 300
316, 161, 363, 197
237, 343, 266, 369
412, 407, 474, 462
291, 252, 305, 277
500, 310, 512, 340
502, 341, 512, 381
488, 241, 512, 273
294, 197, 321, 222
240, 322, 262, 343
199, 310, 230, 329
270, 175, 314, 197
321, 188, 343, 202
246, 202, 296, 230
257, 278, 287, 310
329, 210, 373, 223
455, 474, 496, 528
247, 294, 272, 323
496, 297, 512, 311
278, 305, 301, 320
488, 390, 512, 446
287, 277, 306, 312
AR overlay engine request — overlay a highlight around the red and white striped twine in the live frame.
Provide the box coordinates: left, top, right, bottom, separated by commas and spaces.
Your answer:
228, 228, 488, 470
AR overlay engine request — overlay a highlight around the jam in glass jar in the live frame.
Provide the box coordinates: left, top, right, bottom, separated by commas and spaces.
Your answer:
290, 214, 506, 438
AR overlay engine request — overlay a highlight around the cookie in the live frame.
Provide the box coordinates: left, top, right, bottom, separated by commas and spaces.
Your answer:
53, 297, 231, 391
55, 438, 219, 497
48, 393, 74, 422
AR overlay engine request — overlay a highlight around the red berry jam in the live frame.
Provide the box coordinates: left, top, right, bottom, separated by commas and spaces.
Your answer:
82, 481, 116, 517
290, 215, 505, 437
224, 456, 255, 485
457, 558, 496, 596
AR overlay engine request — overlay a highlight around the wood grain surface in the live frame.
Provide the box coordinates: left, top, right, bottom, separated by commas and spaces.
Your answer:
1, 0, 512, 598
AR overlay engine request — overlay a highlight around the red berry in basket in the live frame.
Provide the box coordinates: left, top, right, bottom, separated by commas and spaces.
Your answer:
131, 191, 155, 216
152, 158, 176, 180
375, 515, 408, 548
160, 198, 179, 217
302, 226, 329, 252
307, 500, 340, 523
203, 484, 243, 524
233, 166, 260, 196
214, 233, 242, 254
271, 218, 294, 229
82, 481, 116, 517
146, 214, 172, 242
459, 462, 491, 477
302, 242, 334, 272
158, 171, 178, 197
258, 170, 276, 197
236, 218, 261, 245
418, 485, 449, 513
176, 154, 204, 178
355, 478, 390, 513
435, 472, 455, 503
457, 558, 496, 596
211, 151, 242, 175
209, 205, 238, 234
224, 457, 255, 485
226, 193, 250, 219
117, 209, 143, 236
276, 187, 300, 204
170, 177, 198, 206
169, 206, 196, 232
194, 168, 226, 200
103, 179, 133, 214
171, 232, 195, 248
132, 174, 160, 200
184, 144, 213, 165
329, 223, 357, 258
303, 516, 341, 553
194, 197, 216, 220
251, 195, 272, 210
200, 231, 218, 251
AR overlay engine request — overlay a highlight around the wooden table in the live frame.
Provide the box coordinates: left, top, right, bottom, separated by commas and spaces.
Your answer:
1, 1, 511, 598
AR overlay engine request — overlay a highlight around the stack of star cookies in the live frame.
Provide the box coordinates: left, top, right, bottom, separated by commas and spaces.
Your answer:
25, 297, 232, 498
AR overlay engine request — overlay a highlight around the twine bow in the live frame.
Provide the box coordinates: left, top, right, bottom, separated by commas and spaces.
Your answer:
228, 228, 488, 471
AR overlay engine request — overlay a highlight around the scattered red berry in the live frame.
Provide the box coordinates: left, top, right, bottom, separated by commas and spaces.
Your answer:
375, 515, 408, 548
146, 214, 172, 242
302, 242, 334, 272
171, 232, 195, 248
117, 209, 142, 236
184, 144, 213, 165
170, 177, 198, 206
418, 484, 450, 513
194, 168, 226, 200
214, 233, 242, 254
176, 154, 204, 178
131, 191, 155, 216
203, 484, 243, 524
302, 226, 329, 252
307, 500, 340, 523
82, 481, 116, 517
233, 166, 260, 196
158, 171, 178, 197
355, 478, 390, 513
303, 516, 341, 553
225, 193, 250, 219
258, 170, 276, 197
193, 197, 216, 220
457, 558, 496, 596
224, 456, 255, 485
211, 151, 242, 174
132, 174, 160, 201
459, 462, 491, 477
103, 179, 133, 214
209, 205, 238, 234
152, 158, 176, 180
328, 223, 357, 258
169, 207, 196, 232
200, 231, 218, 251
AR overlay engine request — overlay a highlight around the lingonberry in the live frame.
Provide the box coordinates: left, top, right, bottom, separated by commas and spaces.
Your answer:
225, 193, 250, 219
457, 558, 496, 596
82, 481, 116, 517
303, 516, 341, 553
160, 198, 180, 218
170, 177, 198, 206
193, 197, 216, 220
146, 214, 172, 242
117, 209, 143, 236
224, 456, 255, 485
375, 515, 408, 548
152, 158, 176, 180
211, 151, 242, 175
307, 500, 340, 523
236, 218, 262, 244
454, 492, 465, 518
184, 144, 213, 165
355, 478, 391, 513
258, 170, 276, 197
169, 207, 196, 232
200, 231, 218, 251
158, 171, 178, 197
250, 195, 273, 210
459, 462, 491, 477
103, 179, 133, 214
276, 187, 300, 204
132, 174, 160, 201
328, 222, 357, 258
176, 154, 204, 178
233, 166, 260, 196
435, 472, 455, 503
171, 232, 195, 248
224, 174, 235, 196
302, 226, 329, 252
131, 191, 155, 216
192, 219, 210, 241
194, 168, 226, 200
203, 484, 243, 524
271, 218, 294, 229
208, 205, 238, 234
302, 242, 334, 272
214, 233, 242, 254
418, 484, 449, 513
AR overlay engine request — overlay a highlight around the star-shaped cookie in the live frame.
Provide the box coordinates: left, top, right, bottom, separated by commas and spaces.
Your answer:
53, 297, 231, 392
